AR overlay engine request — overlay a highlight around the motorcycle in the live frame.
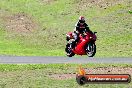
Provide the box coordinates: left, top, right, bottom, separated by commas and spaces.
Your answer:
65, 31, 97, 57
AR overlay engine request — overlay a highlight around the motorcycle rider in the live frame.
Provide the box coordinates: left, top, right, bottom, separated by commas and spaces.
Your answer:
70, 16, 93, 48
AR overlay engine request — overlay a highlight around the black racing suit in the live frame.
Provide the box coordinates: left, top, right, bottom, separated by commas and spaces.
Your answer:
71, 22, 93, 48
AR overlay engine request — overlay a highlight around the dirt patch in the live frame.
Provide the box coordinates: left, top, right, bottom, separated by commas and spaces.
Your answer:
86, 66, 132, 74
50, 73, 76, 80
3, 13, 38, 33
49, 66, 132, 80
76, 0, 126, 11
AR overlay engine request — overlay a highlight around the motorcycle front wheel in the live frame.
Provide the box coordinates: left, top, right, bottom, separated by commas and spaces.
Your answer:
86, 42, 96, 57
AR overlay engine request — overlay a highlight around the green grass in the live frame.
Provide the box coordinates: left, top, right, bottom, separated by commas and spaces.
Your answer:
0, 0, 131, 57
0, 64, 132, 88
0, 63, 132, 72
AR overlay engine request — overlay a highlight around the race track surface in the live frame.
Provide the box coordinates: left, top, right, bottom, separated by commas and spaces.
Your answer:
0, 56, 132, 64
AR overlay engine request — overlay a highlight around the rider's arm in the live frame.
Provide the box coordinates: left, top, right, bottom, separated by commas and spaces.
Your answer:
74, 22, 79, 34
85, 23, 93, 34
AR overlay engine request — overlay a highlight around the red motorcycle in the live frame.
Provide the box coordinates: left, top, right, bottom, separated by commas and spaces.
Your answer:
65, 31, 97, 57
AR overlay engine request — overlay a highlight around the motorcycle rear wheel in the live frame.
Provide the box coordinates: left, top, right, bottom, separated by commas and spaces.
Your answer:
65, 43, 75, 57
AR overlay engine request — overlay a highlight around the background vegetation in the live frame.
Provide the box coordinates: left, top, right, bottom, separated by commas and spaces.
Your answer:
0, 0, 131, 57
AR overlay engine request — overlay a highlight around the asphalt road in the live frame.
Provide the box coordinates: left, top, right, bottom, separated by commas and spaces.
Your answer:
0, 56, 132, 64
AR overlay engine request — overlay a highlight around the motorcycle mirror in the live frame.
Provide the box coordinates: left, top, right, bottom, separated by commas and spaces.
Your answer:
94, 32, 97, 34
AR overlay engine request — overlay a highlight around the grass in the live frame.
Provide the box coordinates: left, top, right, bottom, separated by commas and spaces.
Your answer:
1, 63, 132, 72
0, 0, 131, 57
0, 64, 132, 88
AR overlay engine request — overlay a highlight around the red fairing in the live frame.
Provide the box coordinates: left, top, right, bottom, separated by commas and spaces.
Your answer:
92, 33, 97, 41
72, 32, 97, 55
72, 39, 87, 55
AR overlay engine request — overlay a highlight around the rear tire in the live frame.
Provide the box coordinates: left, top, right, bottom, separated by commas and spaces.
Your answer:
65, 43, 75, 57
86, 43, 96, 57
66, 36, 70, 41
67, 52, 75, 57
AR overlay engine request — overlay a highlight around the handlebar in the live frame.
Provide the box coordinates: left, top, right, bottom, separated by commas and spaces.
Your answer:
94, 32, 97, 34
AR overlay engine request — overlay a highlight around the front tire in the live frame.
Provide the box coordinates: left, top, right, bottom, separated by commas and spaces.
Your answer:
86, 43, 96, 57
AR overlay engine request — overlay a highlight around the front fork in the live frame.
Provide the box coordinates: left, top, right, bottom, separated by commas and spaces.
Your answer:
85, 42, 95, 52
